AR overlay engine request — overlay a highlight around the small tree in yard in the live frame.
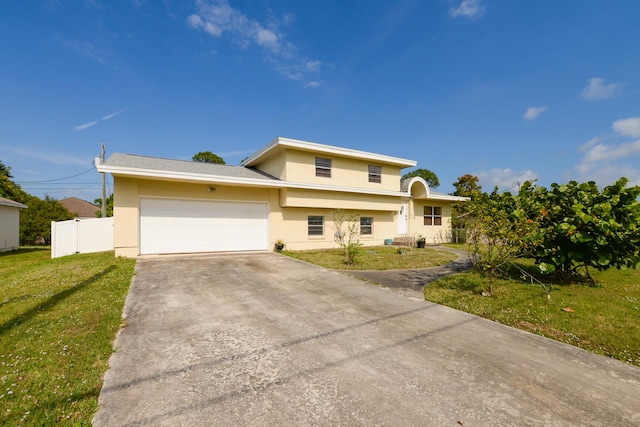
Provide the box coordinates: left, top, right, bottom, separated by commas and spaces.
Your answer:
466, 185, 541, 295
333, 209, 363, 266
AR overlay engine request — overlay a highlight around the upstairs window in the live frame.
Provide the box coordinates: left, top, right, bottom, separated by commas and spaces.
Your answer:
423, 206, 442, 226
315, 157, 332, 178
368, 165, 382, 183
308, 216, 324, 235
360, 217, 373, 235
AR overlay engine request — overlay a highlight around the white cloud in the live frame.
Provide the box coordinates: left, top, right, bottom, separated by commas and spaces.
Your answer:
476, 168, 538, 191
10, 148, 91, 167
73, 121, 99, 131
613, 116, 640, 138
73, 109, 126, 131
573, 117, 640, 186
101, 109, 126, 121
579, 77, 622, 101
187, 0, 321, 84
449, 0, 485, 19
523, 106, 548, 121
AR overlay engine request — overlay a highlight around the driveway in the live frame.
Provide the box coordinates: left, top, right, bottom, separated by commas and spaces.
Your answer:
345, 246, 473, 299
94, 253, 640, 426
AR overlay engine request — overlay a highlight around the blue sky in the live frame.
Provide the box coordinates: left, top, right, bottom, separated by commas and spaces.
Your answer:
2, 0, 639, 201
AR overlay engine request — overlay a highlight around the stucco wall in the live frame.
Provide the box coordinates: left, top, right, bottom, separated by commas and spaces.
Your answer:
279, 149, 403, 192
0, 205, 21, 252
407, 201, 453, 244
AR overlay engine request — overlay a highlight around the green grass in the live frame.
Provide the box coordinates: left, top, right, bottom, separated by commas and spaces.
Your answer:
424, 261, 640, 367
0, 248, 136, 425
283, 245, 457, 270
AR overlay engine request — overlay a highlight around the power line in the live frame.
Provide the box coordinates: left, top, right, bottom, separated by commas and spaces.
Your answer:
16, 167, 96, 184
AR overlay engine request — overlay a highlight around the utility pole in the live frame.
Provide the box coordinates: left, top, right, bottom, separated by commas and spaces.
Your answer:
101, 143, 106, 218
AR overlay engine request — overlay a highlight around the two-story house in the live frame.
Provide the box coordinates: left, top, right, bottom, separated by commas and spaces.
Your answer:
96, 137, 466, 257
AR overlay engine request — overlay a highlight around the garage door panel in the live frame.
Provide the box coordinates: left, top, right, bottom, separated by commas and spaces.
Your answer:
140, 198, 268, 255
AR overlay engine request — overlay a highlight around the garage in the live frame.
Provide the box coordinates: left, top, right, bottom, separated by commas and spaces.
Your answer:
139, 198, 269, 255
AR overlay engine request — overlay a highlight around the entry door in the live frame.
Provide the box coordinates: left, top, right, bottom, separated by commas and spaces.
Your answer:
397, 202, 408, 235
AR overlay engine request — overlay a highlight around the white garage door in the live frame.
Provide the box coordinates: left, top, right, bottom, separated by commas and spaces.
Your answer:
139, 198, 269, 255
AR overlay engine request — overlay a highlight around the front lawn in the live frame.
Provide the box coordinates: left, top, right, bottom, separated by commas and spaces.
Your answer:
0, 248, 136, 425
424, 261, 640, 367
283, 245, 457, 270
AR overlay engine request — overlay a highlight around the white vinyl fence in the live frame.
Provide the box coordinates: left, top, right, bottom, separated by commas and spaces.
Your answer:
51, 217, 114, 258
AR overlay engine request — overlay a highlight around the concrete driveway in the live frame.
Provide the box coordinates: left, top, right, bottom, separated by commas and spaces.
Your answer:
94, 253, 640, 426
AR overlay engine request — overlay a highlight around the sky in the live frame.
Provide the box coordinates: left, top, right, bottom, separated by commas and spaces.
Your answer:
1, 0, 640, 202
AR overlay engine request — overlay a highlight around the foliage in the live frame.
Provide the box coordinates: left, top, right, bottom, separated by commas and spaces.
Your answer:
332, 210, 363, 265
452, 173, 483, 197
465, 187, 540, 295
525, 178, 640, 284
424, 259, 640, 366
0, 249, 136, 425
20, 195, 74, 245
0, 160, 28, 202
94, 193, 114, 217
283, 245, 456, 270
451, 174, 482, 240
401, 168, 440, 189
192, 151, 225, 164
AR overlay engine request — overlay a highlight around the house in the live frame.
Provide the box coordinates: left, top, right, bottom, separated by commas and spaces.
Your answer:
0, 197, 28, 252
96, 137, 467, 258
59, 197, 100, 218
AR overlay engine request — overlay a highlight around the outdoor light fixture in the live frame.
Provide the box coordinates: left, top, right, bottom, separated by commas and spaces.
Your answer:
208, 187, 216, 192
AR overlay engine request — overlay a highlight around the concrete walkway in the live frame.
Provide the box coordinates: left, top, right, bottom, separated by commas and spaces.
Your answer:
94, 252, 640, 426
344, 245, 473, 299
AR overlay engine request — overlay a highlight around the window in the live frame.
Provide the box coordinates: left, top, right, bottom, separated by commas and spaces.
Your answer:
308, 216, 324, 235
360, 217, 373, 235
315, 157, 332, 178
423, 206, 442, 226
368, 165, 382, 183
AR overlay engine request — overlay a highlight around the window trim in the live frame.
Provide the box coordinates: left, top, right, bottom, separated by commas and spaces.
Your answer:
360, 217, 373, 235
368, 165, 382, 183
423, 206, 442, 226
315, 157, 332, 178
308, 215, 324, 236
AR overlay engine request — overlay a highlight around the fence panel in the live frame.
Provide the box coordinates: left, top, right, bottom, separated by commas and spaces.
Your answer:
51, 217, 114, 258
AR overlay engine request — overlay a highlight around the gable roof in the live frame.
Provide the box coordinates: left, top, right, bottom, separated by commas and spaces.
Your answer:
242, 137, 417, 168
0, 197, 28, 209
99, 153, 282, 185
59, 197, 99, 218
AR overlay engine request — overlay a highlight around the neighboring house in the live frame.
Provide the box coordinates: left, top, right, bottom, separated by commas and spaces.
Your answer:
0, 197, 28, 252
59, 197, 100, 218
96, 137, 467, 258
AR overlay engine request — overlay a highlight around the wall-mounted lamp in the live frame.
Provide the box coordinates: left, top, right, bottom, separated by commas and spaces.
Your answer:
208, 187, 217, 192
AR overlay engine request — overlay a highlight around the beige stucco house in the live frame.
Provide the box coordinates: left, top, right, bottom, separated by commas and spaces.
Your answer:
96, 137, 467, 258
0, 197, 28, 252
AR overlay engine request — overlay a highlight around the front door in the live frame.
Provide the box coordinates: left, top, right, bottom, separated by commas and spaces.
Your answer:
397, 202, 408, 235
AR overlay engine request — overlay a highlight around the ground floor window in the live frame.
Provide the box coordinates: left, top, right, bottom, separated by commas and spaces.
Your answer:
424, 206, 442, 226
308, 216, 324, 235
360, 217, 373, 235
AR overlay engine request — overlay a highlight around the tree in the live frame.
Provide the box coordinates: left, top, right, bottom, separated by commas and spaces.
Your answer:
528, 178, 640, 284
192, 151, 225, 164
0, 160, 28, 202
94, 194, 114, 217
20, 195, 74, 245
332, 209, 363, 266
401, 169, 440, 189
453, 174, 482, 197
465, 187, 540, 295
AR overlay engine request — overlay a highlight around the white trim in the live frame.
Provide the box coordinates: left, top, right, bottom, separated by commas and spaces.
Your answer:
242, 137, 417, 168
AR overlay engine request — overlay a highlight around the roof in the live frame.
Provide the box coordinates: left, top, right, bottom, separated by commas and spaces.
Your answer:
100, 153, 281, 183
401, 178, 469, 202
0, 197, 28, 209
242, 137, 417, 168
59, 197, 99, 218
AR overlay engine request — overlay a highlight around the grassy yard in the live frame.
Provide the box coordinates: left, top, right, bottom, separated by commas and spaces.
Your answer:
0, 248, 136, 426
283, 245, 457, 270
424, 257, 640, 367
